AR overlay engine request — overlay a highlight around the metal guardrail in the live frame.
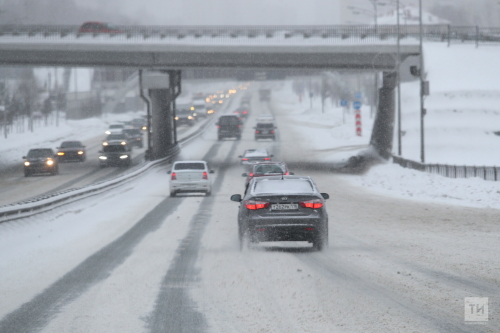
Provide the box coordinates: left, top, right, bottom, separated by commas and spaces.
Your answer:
0, 116, 216, 223
392, 155, 499, 181
0, 24, 499, 44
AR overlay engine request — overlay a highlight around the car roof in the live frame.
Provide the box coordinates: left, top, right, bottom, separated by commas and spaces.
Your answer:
173, 160, 207, 164
250, 176, 318, 195
243, 149, 269, 157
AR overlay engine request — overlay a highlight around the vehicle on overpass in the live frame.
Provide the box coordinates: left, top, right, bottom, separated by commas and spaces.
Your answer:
239, 148, 273, 166
23, 148, 59, 177
242, 162, 292, 186
56, 141, 86, 162
168, 161, 214, 197
216, 115, 242, 140
259, 89, 271, 102
231, 175, 329, 251
254, 122, 276, 141
78, 22, 122, 34
98, 142, 131, 167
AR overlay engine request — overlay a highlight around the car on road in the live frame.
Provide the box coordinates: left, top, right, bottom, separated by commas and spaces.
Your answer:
231, 175, 329, 251
122, 128, 144, 148
103, 133, 129, 148
168, 161, 214, 197
23, 148, 59, 177
239, 148, 273, 166
254, 122, 276, 140
105, 124, 125, 135
233, 106, 249, 120
78, 22, 122, 34
242, 162, 292, 186
175, 108, 196, 126
131, 118, 148, 131
98, 142, 131, 167
192, 97, 208, 117
56, 141, 86, 162
217, 115, 242, 140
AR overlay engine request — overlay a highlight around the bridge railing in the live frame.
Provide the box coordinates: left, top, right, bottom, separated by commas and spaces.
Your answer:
1, 24, 500, 44
392, 155, 500, 182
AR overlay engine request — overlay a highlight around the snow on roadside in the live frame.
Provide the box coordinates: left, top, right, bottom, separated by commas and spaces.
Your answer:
341, 162, 500, 210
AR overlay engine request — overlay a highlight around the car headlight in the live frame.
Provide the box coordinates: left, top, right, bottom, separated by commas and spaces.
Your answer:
99, 156, 107, 160
103, 142, 108, 146
24, 161, 30, 166
121, 141, 126, 145
46, 160, 54, 166
187, 116, 193, 120
105, 131, 111, 135
175, 117, 179, 120
57, 152, 65, 156
78, 151, 84, 155
119, 155, 129, 159
193, 113, 197, 116
142, 126, 146, 130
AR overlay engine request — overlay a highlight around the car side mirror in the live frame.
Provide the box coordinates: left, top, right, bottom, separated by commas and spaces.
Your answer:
209, 170, 215, 174
270, 154, 274, 157
253, 127, 256, 129
98, 151, 103, 153
238, 155, 242, 158
56, 147, 60, 149
167, 170, 171, 174
242, 173, 248, 177
83, 146, 86, 148
230, 194, 242, 202
321, 193, 330, 200
22, 156, 26, 159
290, 172, 294, 175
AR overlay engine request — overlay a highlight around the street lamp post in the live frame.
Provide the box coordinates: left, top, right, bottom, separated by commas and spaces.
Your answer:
396, 0, 402, 156
419, 0, 425, 163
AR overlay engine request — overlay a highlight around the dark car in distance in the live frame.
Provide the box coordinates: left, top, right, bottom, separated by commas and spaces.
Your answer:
56, 141, 86, 162
175, 108, 196, 126
231, 176, 329, 251
98, 142, 131, 167
217, 115, 242, 140
239, 148, 273, 167
23, 148, 58, 177
254, 122, 276, 140
122, 128, 143, 148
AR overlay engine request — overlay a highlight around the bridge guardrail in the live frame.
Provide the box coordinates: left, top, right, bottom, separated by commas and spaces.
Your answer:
392, 155, 499, 182
1, 24, 500, 45
0, 116, 216, 223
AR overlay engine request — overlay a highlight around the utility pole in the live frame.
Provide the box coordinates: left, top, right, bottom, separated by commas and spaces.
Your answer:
396, 0, 402, 156
419, 0, 425, 163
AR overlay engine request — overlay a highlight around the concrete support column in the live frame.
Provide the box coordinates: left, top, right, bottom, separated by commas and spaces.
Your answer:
369, 71, 396, 159
149, 89, 174, 159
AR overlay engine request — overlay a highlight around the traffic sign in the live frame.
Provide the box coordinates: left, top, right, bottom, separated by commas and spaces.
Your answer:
340, 99, 347, 107
353, 101, 362, 109
355, 92, 362, 100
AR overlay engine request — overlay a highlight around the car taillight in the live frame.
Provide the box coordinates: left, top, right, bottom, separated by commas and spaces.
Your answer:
264, 157, 271, 160
285, 171, 289, 175
242, 158, 249, 161
249, 173, 254, 177
202, 171, 208, 180
243, 111, 248, 114
238, 124, 242, 127
270, 130, 275, 134
171, 172, 177, 180
255, 130, 260, 134
299, 199, 323, 209
245, 200, 270, 210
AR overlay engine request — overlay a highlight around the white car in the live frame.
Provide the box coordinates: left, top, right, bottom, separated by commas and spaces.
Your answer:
168, 160, 214, 197
105, 124, 125, 135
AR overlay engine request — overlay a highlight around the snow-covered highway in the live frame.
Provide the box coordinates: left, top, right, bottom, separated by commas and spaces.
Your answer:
0, 87, 498, 333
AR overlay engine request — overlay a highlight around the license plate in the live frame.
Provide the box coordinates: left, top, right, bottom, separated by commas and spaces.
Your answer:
271, 204, 298, 210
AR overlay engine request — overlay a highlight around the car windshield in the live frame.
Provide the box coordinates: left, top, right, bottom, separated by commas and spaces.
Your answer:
27, 149, 53, 158
107, 134, 126, 141
253, 164, 285, 174
244, 149, 268, 157
256, 123, 274, 128
174, 163, 205, 170
219, 116, 239, 125
102, 145, 126, 153
60, 141, 82, 148
254, 179, 314, 194
109, 125, 124, 129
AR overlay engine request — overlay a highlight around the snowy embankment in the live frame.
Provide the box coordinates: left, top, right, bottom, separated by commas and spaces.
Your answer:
273, 42, 500, 210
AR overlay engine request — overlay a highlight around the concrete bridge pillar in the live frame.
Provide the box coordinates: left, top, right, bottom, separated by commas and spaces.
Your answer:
370, 71, 396, 159
140, 70, 181, 160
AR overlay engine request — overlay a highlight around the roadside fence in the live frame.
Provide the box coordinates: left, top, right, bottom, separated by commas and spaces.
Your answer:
392, 155, 499, 182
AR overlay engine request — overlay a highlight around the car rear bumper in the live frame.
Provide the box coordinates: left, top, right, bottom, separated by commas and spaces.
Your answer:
170, 181, 211, 193
245, 217, 326, 242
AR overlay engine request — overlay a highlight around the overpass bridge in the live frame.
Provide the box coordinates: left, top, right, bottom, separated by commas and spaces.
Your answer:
0, 25, 425, 160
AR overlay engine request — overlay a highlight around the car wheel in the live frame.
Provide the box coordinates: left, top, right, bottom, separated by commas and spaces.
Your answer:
205, 190, 211, 196
313, 233, 326, 251
236, 135, 241, 140
170, 191, 176, 197
24, 170, 31, 177
218, 135, 222, 141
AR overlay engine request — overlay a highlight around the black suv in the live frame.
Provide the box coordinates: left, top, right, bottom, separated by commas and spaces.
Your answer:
217, 115, 242, 140
98, 142, 132, 167
23, 148, 58, 177
254, 122, 276, 140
